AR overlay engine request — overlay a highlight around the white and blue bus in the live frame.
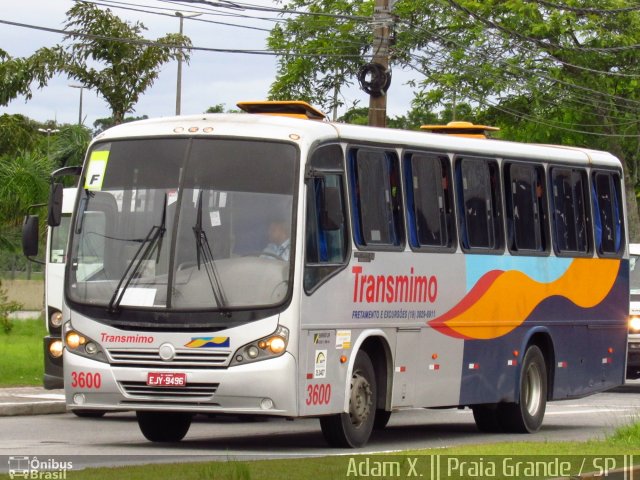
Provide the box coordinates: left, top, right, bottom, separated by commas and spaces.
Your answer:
34, 101, 627, 447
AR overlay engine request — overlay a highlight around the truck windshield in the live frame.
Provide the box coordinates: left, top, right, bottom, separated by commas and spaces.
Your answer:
67, 138, 297, 313
49, 214, 71, 264
631, 254, 640, 294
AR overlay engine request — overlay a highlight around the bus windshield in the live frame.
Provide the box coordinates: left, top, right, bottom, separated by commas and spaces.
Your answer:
67, 138, 297, 313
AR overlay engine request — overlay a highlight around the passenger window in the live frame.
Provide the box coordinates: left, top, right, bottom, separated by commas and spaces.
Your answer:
505, 163, 548, 253
349, 149, 403, 248
456, 157, 503, 251
405, 153, 455, 250
592, 171, 624, 256
551, 168, 590, 254
304, 145, 349, 293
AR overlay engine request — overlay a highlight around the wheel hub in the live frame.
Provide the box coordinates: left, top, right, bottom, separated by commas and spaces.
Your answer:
349, 371, 372, 427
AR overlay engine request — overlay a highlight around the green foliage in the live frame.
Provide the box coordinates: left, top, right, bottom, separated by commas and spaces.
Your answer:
93, 114, 148, 135
50, 124, 92, 167
0, 280, 20, 334
270, 0, 640, 239
1, 3, 191, 124
205, 104, 226, 114
268, 0, 373, 114
0, 114, 42, 157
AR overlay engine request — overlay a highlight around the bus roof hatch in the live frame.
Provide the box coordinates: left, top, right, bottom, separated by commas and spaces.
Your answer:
420, 121, 499, 139
236, 100, 326, 121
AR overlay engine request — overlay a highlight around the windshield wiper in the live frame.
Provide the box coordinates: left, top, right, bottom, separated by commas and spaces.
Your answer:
107, 194, 167, 313
193, 190, 229, 315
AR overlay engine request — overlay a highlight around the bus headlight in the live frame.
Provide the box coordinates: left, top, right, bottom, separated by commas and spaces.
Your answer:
65, 331, 86, 350
50, 311, 63, 329
231, 326, 289, 366
63, 324, 107, 363
48, 339, 63, 359
630, 316, 640, 333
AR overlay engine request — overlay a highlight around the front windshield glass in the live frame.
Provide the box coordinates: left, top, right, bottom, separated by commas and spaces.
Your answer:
50, 214, 71, 264
67, 138, 297, 312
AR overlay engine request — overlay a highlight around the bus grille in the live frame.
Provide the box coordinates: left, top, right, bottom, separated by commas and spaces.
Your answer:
119, 381, 219, 399
107, 348, 231, 368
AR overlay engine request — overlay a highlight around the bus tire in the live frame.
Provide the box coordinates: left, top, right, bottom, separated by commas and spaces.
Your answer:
471, 404, 502, 432
499, 345, 547, 433
136, 411, 192, 442
72, 409, 107, 418
320, 351, 376, 448
373, 409, 391, 430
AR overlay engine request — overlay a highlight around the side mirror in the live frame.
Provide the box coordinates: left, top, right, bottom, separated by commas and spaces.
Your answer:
48, 183, 63, 227
22, 215, 40, 257
320, 186, 344, 231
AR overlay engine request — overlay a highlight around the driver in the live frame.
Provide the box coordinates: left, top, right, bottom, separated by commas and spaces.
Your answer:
261, 219, 290, 261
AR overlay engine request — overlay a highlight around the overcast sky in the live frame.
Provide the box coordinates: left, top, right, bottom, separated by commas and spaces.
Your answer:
1, 0, 417, 128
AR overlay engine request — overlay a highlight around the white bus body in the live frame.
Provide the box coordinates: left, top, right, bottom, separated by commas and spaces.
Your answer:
43, 188, 75, 389
59, 111, 628, 446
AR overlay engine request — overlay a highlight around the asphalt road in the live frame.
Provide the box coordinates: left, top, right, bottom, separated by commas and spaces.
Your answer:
1, 382, 639, 470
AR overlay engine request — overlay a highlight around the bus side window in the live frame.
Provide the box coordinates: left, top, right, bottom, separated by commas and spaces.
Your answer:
551, 167, 591, 255
404, 152, 455, 250
505, 163, 547, 253
349, 149, 403, 249
592, 171, 624, 257
304, 145, 349, 293
456, 157, 504, 251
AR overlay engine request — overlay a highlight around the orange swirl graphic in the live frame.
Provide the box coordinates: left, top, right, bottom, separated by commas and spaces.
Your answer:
429, 258, 620, 340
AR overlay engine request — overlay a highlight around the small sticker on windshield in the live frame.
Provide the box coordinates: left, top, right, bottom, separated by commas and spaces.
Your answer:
210, 211, 221, 227
167, 190, 178, 206
219, 192, 227, 208
84, 150, 109, 190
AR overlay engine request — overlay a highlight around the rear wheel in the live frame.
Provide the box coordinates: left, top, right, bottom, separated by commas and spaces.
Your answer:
499, 345, 547, 433
136, 411, 192, 442
320, 351, 376, 448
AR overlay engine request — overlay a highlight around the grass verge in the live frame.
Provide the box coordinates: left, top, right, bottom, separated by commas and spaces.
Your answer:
0, 318, 45, 387
2, 421, 636, 480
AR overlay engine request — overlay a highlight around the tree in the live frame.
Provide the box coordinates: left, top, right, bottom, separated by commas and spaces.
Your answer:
268, 0, 640, 239
268, 0, 373, 117
50, 124, 92, 167
93, 115, 148, 135
0, 3, 191, 125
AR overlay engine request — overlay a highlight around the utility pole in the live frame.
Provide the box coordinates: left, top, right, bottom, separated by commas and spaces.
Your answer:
368, 0, 392, 127
175, 11, 201, 116
69, 85, 84, 125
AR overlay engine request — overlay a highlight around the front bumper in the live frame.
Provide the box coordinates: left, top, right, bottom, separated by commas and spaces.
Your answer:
627, 337, 640, 368
64, 351, 298, 416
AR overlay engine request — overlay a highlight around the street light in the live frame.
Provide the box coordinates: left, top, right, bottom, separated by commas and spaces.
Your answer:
69, 84, 84, 125
175, 11, 201, 116
37, 128, 60, 160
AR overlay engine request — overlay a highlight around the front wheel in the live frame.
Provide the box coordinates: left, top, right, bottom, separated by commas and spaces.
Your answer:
320, 351, 377, 448
137, 411, 192, 442
499, 345, 547, 433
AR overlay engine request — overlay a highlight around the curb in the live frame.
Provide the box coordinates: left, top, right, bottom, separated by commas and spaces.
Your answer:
0, 402, 66, 417
0, 388, 66, 417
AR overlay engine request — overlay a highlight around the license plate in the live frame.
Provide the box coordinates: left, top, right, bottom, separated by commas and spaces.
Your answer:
147, 372, 186, 387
